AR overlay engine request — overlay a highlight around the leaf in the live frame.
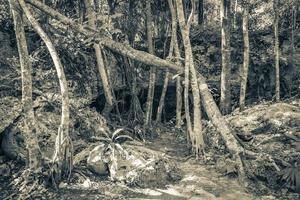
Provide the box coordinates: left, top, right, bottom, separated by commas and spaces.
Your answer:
112, 128, 125, 140
91, 136, 111, 143
114, 135, 133, 143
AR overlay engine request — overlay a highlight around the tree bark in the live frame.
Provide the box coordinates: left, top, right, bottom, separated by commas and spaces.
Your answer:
84, 0, 114, 109
291, 4, 297, 68
220, 0, 232, 115
198, 0, 204, 25
176, 76, 182, 128
156, 70, 169, 123
145, 0, 156, 126
167, 0, 183, 128
197, 74, 245, 180
273, 0, 280, 101
9, 0, 41, 172
176, 0, 204, 154
239, 0, 249, 111
19, 0, 72, 181
156, 0, 179, 124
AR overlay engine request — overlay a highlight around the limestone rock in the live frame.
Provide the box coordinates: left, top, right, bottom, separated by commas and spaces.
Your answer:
87, 144, 109, 176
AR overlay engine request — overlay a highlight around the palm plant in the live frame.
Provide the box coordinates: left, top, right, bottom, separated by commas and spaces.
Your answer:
90, 128, 134, 179
279, 162, 300, 192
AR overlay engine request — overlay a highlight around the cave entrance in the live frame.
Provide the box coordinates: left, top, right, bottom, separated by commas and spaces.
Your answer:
90, 85, 178, 122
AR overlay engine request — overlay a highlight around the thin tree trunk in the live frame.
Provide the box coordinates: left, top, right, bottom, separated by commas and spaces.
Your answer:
145, 0, 156, 126
156, 0, 179, 123
233, 0, 238, 29
84, 0, 114, 110
176, 76, 182, 128
9, 0, 41, 171
239, 0, 249, 111
19, 0, 72, 181
220, 0, 232, 115
273, 0, 280, 101
77, 0, 85, 25
176, 0, 204, 155
124, 57, 144, 122
291, 4, 297, 67
156, 70, 169, 123
198, 0, 204, 25
292, 5, 296, 57
167, 0, 183, 129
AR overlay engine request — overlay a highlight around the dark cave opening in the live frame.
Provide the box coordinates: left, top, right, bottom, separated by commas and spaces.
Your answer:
90, 85, 179, 122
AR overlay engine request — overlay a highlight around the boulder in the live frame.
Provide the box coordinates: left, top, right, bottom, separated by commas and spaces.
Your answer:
87, 144, 109, 176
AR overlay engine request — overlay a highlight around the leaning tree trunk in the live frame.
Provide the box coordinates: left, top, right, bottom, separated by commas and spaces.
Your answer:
176, 0, 204, 155
19, 0, 72, 183
9, 0, 41, 172
156, 69, 169, 123
220, 0, 232, 115
84, 0, 114, 113
239, 0, 249, 111
145, 0, 156, 126
197, 73, 245, 181
273, 0, 280, 102
25, 0, 246, 175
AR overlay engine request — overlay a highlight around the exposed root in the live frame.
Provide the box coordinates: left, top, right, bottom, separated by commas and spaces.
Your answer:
50, 134, 74, 188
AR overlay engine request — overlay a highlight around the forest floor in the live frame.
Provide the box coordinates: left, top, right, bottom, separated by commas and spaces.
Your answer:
41, 133, 259, 200
1, 100, 300, 199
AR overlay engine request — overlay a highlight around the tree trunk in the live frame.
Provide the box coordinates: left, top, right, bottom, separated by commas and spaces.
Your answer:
291, 4, 297, 68
168, 0, 183, 129
9, 0, 41, 172
156, 70, 169, 123
273, 0, 280, 102
145, 0, 156, 126
197, 74, 245, 180
156, 0, 179, 124
198, 0, 204, 25
239, 0, 249, 111
124, 57, 144, 122
220, 0, 232, 115
84, 0, 114, 109
233, 0, 238, 29
176, 0, 204, 155
19, 0, 72, 182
